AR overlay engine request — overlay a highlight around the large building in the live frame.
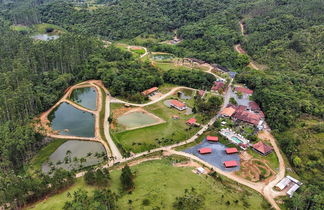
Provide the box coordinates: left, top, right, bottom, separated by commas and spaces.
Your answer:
253, 141, 273, 155
235, 87, 253, 95
170, 100, 187, 111
142, 87, 158, 96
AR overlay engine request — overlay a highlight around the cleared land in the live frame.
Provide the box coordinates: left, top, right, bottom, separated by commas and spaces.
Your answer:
29, 158, 269, 210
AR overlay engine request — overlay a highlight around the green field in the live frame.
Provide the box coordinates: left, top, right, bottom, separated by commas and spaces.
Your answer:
32, 23, 66, 35
112, 100, 203, 153
130, 48, 146, 55
29, 158, 269, 210
27, 139, 67, 174
10, 25, 31, 32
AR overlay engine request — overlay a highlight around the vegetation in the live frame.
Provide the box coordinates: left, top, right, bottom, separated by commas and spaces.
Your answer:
84, 168, 111, 187
173, 188, 205, 210
120, 165, 134, 191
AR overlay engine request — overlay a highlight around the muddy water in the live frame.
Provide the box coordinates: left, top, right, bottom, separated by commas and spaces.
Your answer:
70, 87, 97, 110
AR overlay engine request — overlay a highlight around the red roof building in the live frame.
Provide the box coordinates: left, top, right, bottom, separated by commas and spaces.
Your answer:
224, 160, 238, 168
199, 148, 212, 154
233, 110, 262, 126
249, 101, 261, 111
187, 118, 197, 125
211, 81, 224, 91
253, 141, 273, 155
170, 100, 187, 111
220, 107, 236, 117
206, 136, 218, 142
142, 87, 158, 96
235, 87, 253, 95
198, 90, 205, 97
226, 148, 238, 154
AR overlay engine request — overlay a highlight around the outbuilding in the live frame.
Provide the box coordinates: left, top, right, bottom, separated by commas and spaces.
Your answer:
225, 148, 238, 154
224, 160, 238, 168
206, 136, 218, 142
199, 148, 212, 154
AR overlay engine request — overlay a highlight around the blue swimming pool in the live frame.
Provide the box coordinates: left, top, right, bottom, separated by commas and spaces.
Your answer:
231, 136, 243, 144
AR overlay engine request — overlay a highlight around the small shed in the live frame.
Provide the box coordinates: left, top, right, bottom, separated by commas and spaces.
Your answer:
225, 148, 238, 154
199, 148, 212, 154
224, 160, 238, 168
206, 136, 218, 142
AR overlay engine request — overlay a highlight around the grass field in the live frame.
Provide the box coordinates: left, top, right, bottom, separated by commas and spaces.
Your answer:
29, 158, 269, 210
111, 100, 203, 153
32, 23, 66, 35
10, 25, 31, 32
130, 48, 146, 55
27, 139, 67, 174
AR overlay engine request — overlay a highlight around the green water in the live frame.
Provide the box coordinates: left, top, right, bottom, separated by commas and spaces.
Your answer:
152, 53, 174, 61
231, 136, 243, 144
50, 102, 95, 137
117, 111, 159, 129
70, 87, 97, 110
42, 140, 105, 173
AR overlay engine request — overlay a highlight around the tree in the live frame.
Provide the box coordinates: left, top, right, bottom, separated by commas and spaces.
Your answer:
173, 188, 205, 210
120, 165, 134, 191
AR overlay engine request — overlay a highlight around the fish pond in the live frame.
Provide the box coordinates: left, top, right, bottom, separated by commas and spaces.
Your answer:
70, 87, 97, 110
50, 102, 95, 137
117, 111, 160, 130
42, 140, 106, 173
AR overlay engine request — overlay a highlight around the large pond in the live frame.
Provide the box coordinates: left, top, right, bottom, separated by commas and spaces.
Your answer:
70, 87, 97, 110
32, 34, 59, 41
50, 102, 95, 137
151, 53, 174, 61
42, 140, 106, 173
117, 111, 160, 129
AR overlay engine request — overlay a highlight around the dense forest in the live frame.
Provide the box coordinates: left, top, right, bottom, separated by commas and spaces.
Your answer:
0, 0, 323, 209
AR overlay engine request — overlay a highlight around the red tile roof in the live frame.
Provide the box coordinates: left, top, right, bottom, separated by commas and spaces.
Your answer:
187, 118, 197, 125
253, 141, 273, 154
211, 81, 224, 91
198, 90, 205, 96
224, 160, 238, 168
142, 87, 158, 96
233, 110, 261, 125
199, 148, 212, 154
206, 136, 218, 142
235, 87, 253, 95
170, 100, 186, 108
220, 107, 236, 117
226, 148, 238, 154
249, 101, 260, 111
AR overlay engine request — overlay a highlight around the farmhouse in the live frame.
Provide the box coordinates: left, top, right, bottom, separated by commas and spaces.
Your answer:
186, 118, 197, 126
170, 100, 187, 111
225, 148, 238, 154
253, 141, 273, 155
235, 87, 253, 95
142, 87, 158, 96
199, 147, 212, 154
206, 136, 218, 142
224, 160, 238, 168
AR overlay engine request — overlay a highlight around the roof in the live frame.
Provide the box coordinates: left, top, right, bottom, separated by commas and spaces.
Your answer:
220, 107, 236, 117
170, 100, 186, 108
187, 118, 197, 125
206, 136, 218, 142
276, 177, 291, 190
253, 141, 273, 154
233, 110, 261, 125
198, 90, 205, 96
211, 81, 224, 91
287, 176, 302, 185
287, 184, 300, 197
142, 87, 158, 96
224, 160, 238, 167
235, 87, 253, 95
199, 148, 212, 154
226, 148, 238, 154
249, 101, 260, 111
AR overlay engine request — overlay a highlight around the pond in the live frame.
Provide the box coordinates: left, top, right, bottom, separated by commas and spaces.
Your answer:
70, 87, 97, 110
50, 102, 95, 137
117, 111, 160, 130
32, 34, 59, 41
42, 140, 106, 173
151, 53, 174, 61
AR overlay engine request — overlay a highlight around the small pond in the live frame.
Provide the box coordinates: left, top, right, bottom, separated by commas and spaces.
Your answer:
50, 102, 95, 137
151, 53, 174, 61
117, 111, 159, 129
42, 140, 106, 173
32, 34, 59, 41
70, 87, 97, 110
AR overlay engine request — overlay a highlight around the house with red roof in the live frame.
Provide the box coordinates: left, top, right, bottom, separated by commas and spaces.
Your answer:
142, 87, 158, 96
249, 101, 261, 111
198, 90, 206, 97
206, 136, 218, 142
211, 81, 224, 92
235, 87, 253, 95
224, 160, 238, 168
233, 110, 262, 126
170, 100, 187, 111
220, 107, 236, 117
226, 148, 238, 154
199, 147, 212, 154
186, 118, 197, 125
253, 141, 273, 155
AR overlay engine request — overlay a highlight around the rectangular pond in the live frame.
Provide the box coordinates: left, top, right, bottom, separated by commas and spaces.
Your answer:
50, 102, 95, 137
70, 87, 97, 110
42, 140, 106, 173
184, 140, 240, 172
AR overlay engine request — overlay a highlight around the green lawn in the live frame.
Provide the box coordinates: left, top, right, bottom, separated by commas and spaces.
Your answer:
27, 139, 67, 174
32, 23, 66, 35
10, 25, 31, 32
29, 158, 269, 210
130, 48, 146, 55
111, 100, 202, 153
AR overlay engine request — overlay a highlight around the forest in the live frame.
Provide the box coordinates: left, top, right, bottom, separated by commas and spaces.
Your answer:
0, 0, 323, 209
